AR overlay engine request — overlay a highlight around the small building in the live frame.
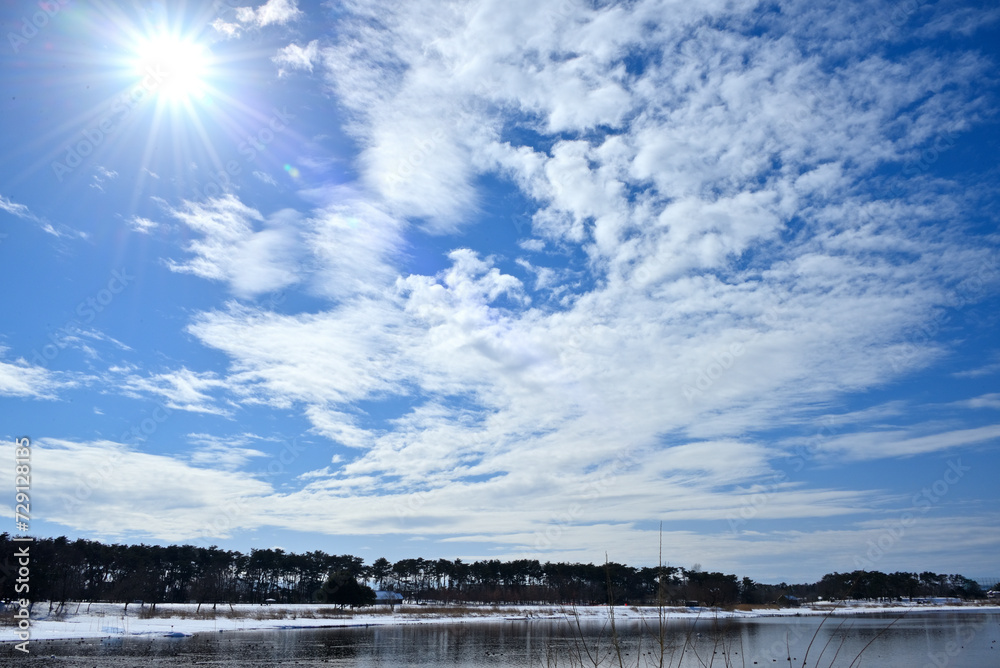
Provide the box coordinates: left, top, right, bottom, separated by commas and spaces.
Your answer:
374, 591, 404, 608
987, 590, 999, 600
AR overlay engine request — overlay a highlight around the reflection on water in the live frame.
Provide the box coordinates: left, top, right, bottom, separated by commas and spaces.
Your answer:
5, 612, 999, 666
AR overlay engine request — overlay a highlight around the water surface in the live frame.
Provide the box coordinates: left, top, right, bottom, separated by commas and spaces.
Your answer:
6, 611, 998, 667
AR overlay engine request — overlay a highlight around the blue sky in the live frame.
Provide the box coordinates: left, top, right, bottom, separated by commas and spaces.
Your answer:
1, 0, 999, 583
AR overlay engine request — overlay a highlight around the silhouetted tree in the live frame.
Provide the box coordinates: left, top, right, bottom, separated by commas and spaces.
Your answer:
7, 534, 988, 609
319, 571, 376, 608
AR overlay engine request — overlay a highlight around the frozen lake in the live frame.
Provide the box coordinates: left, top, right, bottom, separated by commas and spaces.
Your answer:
5, 611, 998, 666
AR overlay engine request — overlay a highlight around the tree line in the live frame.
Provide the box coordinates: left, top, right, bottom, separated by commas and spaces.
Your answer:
0, 534, 991, 608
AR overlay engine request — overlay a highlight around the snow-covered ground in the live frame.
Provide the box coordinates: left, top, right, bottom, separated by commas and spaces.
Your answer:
2, 600, 997, 643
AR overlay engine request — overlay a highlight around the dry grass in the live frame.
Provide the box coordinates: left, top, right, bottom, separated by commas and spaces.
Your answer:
127, 602, 514, 621
730, 603, 782, 611
399, 604, 503, 617
132, 605, 385, 621
136, 606, 222, 620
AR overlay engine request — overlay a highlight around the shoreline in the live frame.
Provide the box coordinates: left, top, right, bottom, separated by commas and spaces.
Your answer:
3, 600, 998, 643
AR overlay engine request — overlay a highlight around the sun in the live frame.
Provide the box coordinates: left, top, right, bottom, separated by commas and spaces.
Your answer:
133, 35, 209, 102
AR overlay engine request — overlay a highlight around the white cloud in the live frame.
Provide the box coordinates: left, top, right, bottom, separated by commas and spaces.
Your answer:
953, 358, 1000, 378
27, 0, 997, 572
273, 40, 319, 76
271, 0, 991, 533
166, 195, 303, 299
236, 0, 303, 27
27, 432, 999, 578
304, 196, 407, 300
0, 193, 63, 237
186, 433, 271, 470
187, 299, 412, 410
211, 18, 242, 38
118, 367, 232, 415
0, 350, 73, 399
127, 216, 158, 234
252, 170, 277, 186
179, 213, 996, 534
303, 407, 371, 449
916, 4, 1000, 38
819, 424, 1000, 460
30, 438, 272, 541
955, 394, 1000, 411
0, 194, 34, 219
89, 166, 118, 192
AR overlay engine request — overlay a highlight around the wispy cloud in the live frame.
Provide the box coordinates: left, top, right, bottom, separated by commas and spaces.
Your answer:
819, 424, 1000, 460
118, 367, 233, 416
89, 166, 118, 192
947, 393, 1000, 411
31, 438, 272, 541
953, 357, 1000, 378
236, 0, 303, 27
273, 40, 319, 76
0, 349, 75, 399
186, 433, 271, 470
166, 195, 303, 299
127, 215, 159, 234
252, 170, 277, 186
0, 194, 34, 219
0, 193, 63, 237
